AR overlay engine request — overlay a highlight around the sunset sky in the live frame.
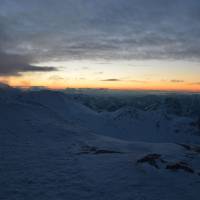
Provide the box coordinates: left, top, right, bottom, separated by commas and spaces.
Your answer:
0, 0, 200, 92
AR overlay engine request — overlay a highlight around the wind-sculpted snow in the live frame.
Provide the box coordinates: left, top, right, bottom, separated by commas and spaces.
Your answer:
0, 89, 200, 199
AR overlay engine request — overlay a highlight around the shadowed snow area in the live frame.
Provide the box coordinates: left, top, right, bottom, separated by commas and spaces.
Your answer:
0, 88, 200, 199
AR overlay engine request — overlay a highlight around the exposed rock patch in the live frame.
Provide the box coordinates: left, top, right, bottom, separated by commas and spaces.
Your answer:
166, 162, 194, 173
137, 154, 166, 169
78, 145, 123, 155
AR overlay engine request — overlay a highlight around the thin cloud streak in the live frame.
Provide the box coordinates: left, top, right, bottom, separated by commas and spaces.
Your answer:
170, 80, 185, 83
101, 79, 121, 82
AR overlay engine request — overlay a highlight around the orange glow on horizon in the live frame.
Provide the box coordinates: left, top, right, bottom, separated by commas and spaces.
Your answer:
2, 78, 200, 93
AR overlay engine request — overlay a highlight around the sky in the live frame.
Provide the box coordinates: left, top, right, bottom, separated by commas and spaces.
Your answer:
0, 0, 200, 91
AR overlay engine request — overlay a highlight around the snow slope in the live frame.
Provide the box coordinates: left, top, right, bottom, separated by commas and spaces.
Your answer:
0, 89, 200, 200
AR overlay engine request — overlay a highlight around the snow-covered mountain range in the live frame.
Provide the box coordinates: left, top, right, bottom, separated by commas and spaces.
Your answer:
0, 87, 200, 199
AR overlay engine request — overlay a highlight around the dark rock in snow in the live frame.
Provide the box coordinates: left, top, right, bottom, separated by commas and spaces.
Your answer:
137, 154, 166, 169
166, 162, 194, 173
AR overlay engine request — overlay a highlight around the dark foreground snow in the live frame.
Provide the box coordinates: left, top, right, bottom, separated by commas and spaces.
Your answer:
0, 89, 200, 199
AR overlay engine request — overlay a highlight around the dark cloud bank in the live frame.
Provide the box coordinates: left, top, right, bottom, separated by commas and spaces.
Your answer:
0, 51, 56, 76
0, 0, 200, 75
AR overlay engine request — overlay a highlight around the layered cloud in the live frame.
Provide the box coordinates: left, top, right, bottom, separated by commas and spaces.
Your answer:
0, 0, 200, 76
